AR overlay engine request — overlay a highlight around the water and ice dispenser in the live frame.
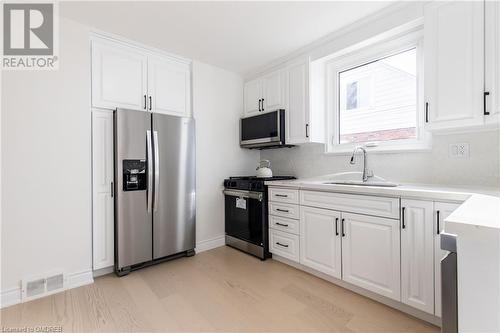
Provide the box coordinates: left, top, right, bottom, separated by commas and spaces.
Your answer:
122, 159, 147, 191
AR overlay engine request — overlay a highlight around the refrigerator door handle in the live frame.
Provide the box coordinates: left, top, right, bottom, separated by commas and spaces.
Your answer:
146, 130, 153, 213
153, 130, 160, 212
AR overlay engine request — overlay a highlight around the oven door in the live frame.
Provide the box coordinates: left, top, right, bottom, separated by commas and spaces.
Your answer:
224, 189, 264, 246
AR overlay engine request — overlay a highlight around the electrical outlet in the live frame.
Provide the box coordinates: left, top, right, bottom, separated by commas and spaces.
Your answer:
449, 143, 470, 159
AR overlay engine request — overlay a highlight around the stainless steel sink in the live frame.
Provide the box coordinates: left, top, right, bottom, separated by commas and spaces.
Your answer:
323, 180, 398, 187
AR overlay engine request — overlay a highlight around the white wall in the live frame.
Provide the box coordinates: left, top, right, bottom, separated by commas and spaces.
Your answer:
261, 130, 500, 187
1, 18, 93, 299
1, 17, 259, 305
192, 61, 259, 249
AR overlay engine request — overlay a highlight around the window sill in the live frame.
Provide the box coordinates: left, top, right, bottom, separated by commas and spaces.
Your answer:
325, 141, 432, 155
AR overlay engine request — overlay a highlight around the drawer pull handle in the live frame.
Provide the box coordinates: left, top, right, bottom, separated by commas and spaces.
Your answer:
276, 208, 289, 213
275, 194, 288, 198
335, 217, 339, 236
276, 222, 289, 227
276, 242, 289, 248
341, 218, 345, 237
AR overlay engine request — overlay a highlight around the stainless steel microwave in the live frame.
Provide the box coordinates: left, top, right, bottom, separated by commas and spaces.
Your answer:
240, 109, 289, 149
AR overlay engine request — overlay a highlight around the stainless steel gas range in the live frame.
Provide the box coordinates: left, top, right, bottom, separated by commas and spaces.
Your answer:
223, 176, 295, 260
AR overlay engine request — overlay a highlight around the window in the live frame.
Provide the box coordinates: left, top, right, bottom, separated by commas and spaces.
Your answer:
326, 32, 429, 153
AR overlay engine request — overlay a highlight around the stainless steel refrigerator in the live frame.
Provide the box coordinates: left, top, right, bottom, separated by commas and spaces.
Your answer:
113, 108, 195, 276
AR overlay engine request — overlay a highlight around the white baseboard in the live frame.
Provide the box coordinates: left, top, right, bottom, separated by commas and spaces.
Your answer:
195, 235, 225, 253
68, 270, 94, 289
0, 269, 94, 309
93, 266, 114, 278
0, 287, 21, 309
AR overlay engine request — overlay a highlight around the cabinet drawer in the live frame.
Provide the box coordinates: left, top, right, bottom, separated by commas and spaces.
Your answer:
300, 190, 400, 219
269, 187, 299, 204
269, 229, 299, 262
269, 215, 299, 235
269, 202, 299, 220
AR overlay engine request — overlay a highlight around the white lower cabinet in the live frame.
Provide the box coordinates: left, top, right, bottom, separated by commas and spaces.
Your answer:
341, 212, 401, 301
434, 202, 461, 317
299, 206, 341, 278
400, 199, 435, 314
269, 229, 300, 262
92, 109, 114, 270
269, 186, 458, 317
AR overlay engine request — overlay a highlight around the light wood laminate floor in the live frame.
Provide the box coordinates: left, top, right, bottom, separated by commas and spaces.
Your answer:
1, 246, 439, 332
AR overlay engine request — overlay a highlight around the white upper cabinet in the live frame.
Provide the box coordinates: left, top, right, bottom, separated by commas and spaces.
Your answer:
262, 70, 286, 112
148, 55, 191, 117
424, 1, 485, 130
92, 35, 192, 117
243, 70, 285, 117
92, 109, 115, 270
300, 206, 342, 278
244, 79, 262, 116
434, 201, 461, 318
286, 60, 309, 144
400, 199, 435, 314
244, 57, 324, 144
341, 212, 401, 301
92, 39, 148, 111
485, 0, 500, 124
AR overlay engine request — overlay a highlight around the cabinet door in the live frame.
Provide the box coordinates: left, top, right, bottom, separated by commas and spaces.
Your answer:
244, 79, 262, 116
92, 38, 148, 111
286, 61, 309, 144
434, 201, 461, 317
148, 56, 191, 117
485, 0, 500, 124
262, 70, 286, 112
300, 206, 341, 278
341, 212, 401, 301
92, 109, 114, 270
424, 1, 484, 130
400, 199, 435, 314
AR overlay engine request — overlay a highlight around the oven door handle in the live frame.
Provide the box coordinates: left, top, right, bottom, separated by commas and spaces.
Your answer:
223, 189, 263, 201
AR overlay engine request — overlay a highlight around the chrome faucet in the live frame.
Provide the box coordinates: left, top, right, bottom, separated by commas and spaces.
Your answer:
350, 146, 373, 182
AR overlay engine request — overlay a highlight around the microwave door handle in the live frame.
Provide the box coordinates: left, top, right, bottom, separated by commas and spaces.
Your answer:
146, 130, 153, 213
153, 131, 160, 212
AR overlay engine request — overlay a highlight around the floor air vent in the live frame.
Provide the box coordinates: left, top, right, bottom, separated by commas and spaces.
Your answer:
22, 272, 65, 300
25, 278, 45, 298
46, 274, 64, 292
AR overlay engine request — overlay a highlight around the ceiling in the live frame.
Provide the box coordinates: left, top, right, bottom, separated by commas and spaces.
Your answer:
61, 1, 393, 75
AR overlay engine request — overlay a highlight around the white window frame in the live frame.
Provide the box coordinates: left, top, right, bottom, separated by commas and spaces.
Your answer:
325, 30, 431, 154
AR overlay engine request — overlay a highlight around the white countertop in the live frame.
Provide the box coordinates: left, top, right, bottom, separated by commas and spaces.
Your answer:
265, 178, 500, 202
446, 194, 500, 230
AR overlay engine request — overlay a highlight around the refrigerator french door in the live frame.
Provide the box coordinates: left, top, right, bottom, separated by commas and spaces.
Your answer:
114, 108, 195, 275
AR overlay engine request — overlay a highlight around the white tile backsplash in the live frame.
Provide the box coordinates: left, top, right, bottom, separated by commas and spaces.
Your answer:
261, 130, 500, 187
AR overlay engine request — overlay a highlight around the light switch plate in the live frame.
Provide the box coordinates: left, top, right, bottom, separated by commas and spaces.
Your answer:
449, 143, 469, 159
